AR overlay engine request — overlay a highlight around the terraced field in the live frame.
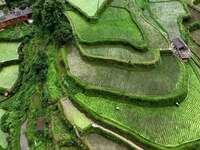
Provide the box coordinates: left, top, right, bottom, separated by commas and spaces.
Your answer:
126, 0, 170, 49
66, 7, 146, 49
86, 133, 128, 150
0, 42, 19, 62
61, 99, 92, 130
80, 44, 160, 65
0, 65, 19, 89
66, 0, 106, 17
0, 109, 8, 149
67, 46, 185, 96
74, 64, 200, 147
110, 0, 170, 49
149, 1, 187, 39
0, 0, 200, 149
191, 29, 200, 45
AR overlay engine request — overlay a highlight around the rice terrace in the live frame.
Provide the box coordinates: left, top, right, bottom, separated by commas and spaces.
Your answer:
0, 0, 199, 149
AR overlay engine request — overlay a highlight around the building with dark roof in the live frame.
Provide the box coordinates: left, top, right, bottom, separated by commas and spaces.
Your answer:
0, 7, 32, 29
171, 37, 192, 61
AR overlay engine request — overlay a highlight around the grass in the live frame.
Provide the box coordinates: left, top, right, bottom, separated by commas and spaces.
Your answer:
149, 1, 187, 40
81, 44, 159, 63
74, 64, 200, 147
86, 133, 128, 150
66, 7, 145, 48
61, 99, 92, 130
0, 42, 19, 62
0, 24, 32, 40
51, 115, 71, 141
0, 65, 19, 89
46, 49, 63, 102
191, 29, 200, 45
67, 46, 184, 96
0, 109, 8, 149
66, 0, 106, 17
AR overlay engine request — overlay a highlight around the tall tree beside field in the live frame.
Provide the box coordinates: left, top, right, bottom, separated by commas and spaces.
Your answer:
32, 0, 73, 45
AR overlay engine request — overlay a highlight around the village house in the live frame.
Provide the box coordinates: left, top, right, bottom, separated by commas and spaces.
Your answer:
171, 37, 192, 61
0, 7, 32, 30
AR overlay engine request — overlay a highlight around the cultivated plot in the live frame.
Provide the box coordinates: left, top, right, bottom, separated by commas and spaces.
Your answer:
0, 42, 19, 63
66, 0, 106, 17
0, 109, 8, 149
81, 44, 159, 64
149, 1, 187, 40
61, 99, 92, 130
66, 7, 145, 48
0, 65, 19, 89
75, 64, 200, 147
86, 133, 128, 150
68, 46, 185, 96
110, 0, 170, 49
191, 29, 200, 45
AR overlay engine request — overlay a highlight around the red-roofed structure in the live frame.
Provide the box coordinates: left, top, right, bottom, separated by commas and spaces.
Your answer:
0, 7, 32, 29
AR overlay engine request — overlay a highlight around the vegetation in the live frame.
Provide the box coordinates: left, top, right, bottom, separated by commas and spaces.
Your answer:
0, 42, 19, 63
0, 109, 8, 149
61, 99, 92, 130
66, 0, 106, 17
74, 64, 200, 147
0, 0, 200, 149
65, 7, 146, 49
67, 46, 185, 96
190, 29, 200, 45
149, 1, 187, 39
81, 44, 159, 65
0, 65, 19, 89
111, 0, 170, 49
86, 133, 128, 150
0, 24, 33, 41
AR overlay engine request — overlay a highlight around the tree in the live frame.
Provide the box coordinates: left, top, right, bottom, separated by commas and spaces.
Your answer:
32, 0, 73, 45
32, 50, 48, 82
33, 0, 64, 32
54, 21, 73, 46
5, 0, 11, 9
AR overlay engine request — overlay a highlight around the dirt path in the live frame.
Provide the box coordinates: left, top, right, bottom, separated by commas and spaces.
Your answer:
92, 123, 143, 150
20, 120, 29, 150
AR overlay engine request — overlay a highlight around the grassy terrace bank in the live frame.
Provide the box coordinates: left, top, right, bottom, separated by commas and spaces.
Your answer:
0, 109, 8, 149
67, 46, 185, 97
72, 64, 200, 148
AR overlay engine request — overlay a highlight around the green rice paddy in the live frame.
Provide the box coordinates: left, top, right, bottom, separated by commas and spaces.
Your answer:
67, 46, 185, 96
66, 0, 106, 17
74, 64, 200, 147
86, 133, 128, 150
0, 65, 19, 89
191, 29, 200, 45
61, 99, 92, 130
66, 7, 145, 48
81, 44, 159, 64
0, 109, 8, 149
0, 42, 19, 63
149, 1, 187, 39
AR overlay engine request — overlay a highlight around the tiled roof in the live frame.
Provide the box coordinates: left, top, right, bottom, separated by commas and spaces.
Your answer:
0, 7, 31, 23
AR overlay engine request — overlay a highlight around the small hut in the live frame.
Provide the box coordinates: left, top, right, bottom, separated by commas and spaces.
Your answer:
171, 37, 192, 61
